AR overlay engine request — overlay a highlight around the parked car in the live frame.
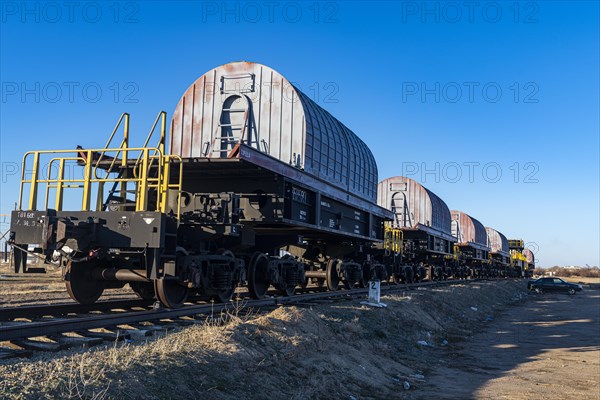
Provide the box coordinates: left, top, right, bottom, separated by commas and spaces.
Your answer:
527, 277, 583, 295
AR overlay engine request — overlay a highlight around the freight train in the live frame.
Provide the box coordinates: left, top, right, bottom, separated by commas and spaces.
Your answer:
8, 62, 534, 308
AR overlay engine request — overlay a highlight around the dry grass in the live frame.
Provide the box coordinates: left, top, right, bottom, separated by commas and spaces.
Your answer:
534, 266, 600, 278
1, 306, 251, 399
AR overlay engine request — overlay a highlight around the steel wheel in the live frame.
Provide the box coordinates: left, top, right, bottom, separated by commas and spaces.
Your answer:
535, 288, 544, 294
568, 288, 576, 295
359, 263, 371, 288
155, 278, 188, 308
298, 274, 308, 289
277, 284, 295, 296
248, 252, 270, 299
212, 249, 238, 303
212, 287, 235, 303
130, 282, 155, 300
65, 260, 105, 304
275, 257, 296, 296
326, 259, 340, 291
343, 278, 357, 290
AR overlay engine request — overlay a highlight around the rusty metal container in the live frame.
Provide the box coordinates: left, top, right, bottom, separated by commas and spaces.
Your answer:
523, 248, 535, 264
485, 227, 509, 255
377, 176, 452, 236
450, 210, 488, 247
169, 61, 378, 202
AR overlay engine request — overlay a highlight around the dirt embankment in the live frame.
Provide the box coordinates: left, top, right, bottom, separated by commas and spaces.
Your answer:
0, 280, 533, 399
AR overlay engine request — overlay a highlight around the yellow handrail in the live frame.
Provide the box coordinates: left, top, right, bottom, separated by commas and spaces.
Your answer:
44, 156, 83, 210
93, 112, 130, 180
133, 111, 167, 178
384, 224, 403, 253
19, 112, 182, 219
19, 147, 183, 218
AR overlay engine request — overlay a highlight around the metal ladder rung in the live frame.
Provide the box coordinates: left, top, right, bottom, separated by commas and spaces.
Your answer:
218, 123, 243, 128
47, 184, 84, 189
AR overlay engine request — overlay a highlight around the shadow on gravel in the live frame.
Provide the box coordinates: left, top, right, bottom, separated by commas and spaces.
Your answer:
421, 286, 600, 400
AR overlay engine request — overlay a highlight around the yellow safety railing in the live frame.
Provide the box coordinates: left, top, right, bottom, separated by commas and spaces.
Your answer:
450, 245, 461, 260
93, 112, 130, 180
508, 239, 524, 248
18, 148, 182, 218
133, 111, 167, 177
510, 250, 527, 262
384, 224, 403, 253
444, 254, 457, 260
17, 113, 183, 219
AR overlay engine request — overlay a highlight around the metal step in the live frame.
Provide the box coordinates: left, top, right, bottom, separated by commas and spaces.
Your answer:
218, 124, 243, 128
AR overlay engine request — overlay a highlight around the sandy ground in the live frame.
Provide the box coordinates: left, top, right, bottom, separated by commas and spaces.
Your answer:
419, 284, 600, 399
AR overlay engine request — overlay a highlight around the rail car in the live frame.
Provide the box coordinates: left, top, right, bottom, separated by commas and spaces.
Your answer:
486, 227, 512, 277
9, 62, 395, 308
377, 176, 458, 282
451, 210, 491, 277
523, 248, 535, 277
8, 61, 533, 308
509, 239, 532, 278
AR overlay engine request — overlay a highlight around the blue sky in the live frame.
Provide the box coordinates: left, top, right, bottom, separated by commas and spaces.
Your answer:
1, 1, 598, 267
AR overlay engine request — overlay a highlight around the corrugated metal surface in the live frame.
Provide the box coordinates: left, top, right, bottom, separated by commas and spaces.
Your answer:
451, 210, 487, 246
377, 176, 452, 235
523, 248, 535, 264
486, 227, 509, 254
169, 61, 377, 202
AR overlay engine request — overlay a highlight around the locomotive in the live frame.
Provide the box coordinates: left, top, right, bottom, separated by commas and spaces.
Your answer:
8, 62, 533, 308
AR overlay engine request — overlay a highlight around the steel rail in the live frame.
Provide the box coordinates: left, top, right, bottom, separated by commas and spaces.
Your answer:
0, 287, 332, 322
0, 299, 154, 321
0, 279, 475, 342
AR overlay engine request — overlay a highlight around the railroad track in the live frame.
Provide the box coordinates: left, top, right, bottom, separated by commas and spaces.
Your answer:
0, 279, 475, 359
0, 287, 332, 322
0, 298, 155, 321
0, 271, 61, 284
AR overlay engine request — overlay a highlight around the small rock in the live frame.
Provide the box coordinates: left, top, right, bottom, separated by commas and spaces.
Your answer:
349, 396, 357, 400
470, 306, 478, 311
486, 315, 494, 321
441, 339, 449, 346
410, 373, 426, 381
403, 381, 411, 390
417, 340, 431, 347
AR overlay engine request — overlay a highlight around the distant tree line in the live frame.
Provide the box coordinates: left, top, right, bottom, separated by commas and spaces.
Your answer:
533, 266, 600, 278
